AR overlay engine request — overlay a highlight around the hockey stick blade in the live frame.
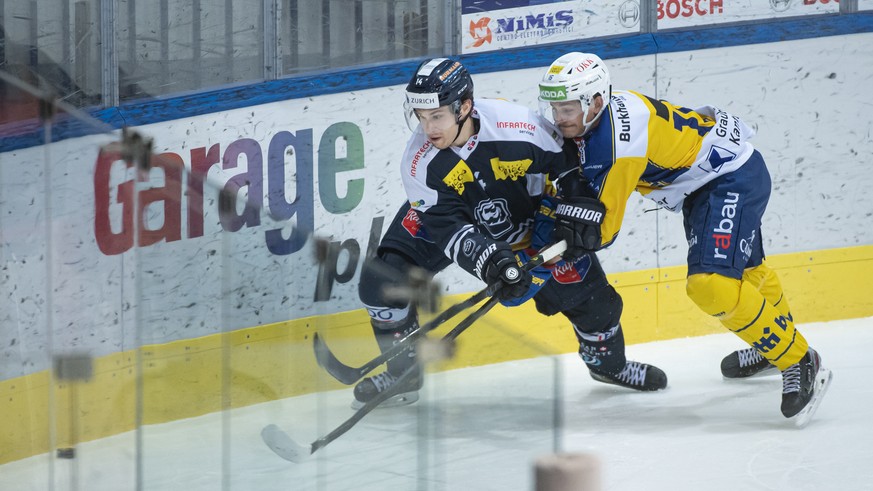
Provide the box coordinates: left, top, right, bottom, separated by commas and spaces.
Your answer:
264, 361, 421, 462
261, 424, 312, 463
265, 296, 502, 462
313, 240, 567, 385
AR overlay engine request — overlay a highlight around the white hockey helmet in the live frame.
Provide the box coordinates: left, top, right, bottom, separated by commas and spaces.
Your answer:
538, 52, 611, 137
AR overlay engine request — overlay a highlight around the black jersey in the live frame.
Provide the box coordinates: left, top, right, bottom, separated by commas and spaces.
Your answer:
400, 98, 574, 281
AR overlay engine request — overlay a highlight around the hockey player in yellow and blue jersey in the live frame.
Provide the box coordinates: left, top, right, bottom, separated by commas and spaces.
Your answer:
537, 52, 832, 426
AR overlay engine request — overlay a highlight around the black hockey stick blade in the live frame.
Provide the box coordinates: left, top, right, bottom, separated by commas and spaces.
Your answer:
312, 240, 567, 385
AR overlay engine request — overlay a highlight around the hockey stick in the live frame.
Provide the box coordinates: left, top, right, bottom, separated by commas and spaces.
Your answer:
312, 288, 491, 385
313, 240, 568, 385
262, 295, 501, 463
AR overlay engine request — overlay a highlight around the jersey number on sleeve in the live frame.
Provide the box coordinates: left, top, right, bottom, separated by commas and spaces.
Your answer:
644, 95, 713, 137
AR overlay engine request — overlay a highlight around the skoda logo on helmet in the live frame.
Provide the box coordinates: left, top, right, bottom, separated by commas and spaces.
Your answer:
539, 85, 567, 101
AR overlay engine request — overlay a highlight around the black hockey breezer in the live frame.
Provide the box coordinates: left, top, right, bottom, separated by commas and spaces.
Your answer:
721, 347, 777, 378
589, 361, 667, 391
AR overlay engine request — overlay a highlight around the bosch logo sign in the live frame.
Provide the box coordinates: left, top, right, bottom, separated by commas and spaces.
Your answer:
619, 1, 640, 27
769, 0, 792, 11
657, 0, 724, 19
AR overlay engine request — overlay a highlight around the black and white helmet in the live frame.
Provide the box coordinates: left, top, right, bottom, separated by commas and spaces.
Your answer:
403, 58, 474, 131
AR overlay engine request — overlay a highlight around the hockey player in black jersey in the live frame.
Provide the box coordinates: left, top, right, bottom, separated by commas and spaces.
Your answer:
353, 58, 667, 409
537, 52, 831, 425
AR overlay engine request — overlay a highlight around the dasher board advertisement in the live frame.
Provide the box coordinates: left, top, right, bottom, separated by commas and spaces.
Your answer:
461, 0, 640, 54
656, 0, 838, 30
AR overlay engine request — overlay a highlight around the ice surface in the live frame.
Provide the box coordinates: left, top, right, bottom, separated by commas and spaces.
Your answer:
2, 317, 869, 491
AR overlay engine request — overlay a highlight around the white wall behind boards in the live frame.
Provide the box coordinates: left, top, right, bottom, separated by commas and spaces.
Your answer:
655, 0, 837, 29
1, 33, 871, 380
651, 40, 873, 264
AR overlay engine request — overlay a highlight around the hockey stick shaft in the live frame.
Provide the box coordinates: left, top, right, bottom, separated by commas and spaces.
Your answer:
313, 290, 488, 385
263, 296, 502, 462
313, 240, 567, 385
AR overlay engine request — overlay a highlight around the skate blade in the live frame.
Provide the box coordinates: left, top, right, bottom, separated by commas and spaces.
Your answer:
350, 391, 419, 410
791, 368, 833, 429
722, 364, 779, 380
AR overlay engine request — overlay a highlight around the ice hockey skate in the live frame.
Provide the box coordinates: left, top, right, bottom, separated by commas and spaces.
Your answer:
589, 361, 668, 391
720, 347, 777, 378
781, 348, 832, 428
352, 364, 423, 409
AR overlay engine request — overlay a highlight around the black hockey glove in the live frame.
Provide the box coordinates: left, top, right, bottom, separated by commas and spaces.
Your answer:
482, 244, 532, 302
553, 197, 606, 261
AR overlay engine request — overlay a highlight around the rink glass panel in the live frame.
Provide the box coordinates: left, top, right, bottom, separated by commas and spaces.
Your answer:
0, 86, 563, 489
1, 0, 854, 119
0, 0, 451, 110
0, 83, 127, 484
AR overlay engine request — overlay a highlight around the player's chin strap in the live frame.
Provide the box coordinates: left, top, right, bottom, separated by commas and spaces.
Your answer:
450, 100, 474, 145
579, 93, 609, 137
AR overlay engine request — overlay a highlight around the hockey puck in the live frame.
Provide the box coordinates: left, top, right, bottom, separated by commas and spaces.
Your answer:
56, 448, 76, 459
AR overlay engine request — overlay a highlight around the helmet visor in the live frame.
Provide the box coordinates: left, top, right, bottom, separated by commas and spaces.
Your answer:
538, 99, 586, 126
404, 104, 460, 134
404, 91, 440, 132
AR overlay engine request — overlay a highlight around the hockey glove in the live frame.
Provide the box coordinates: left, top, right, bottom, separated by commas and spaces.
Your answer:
483, 244, 532, 303
531, 195, 558, 251
553, 197, 606, 261
498, 249, 553, 307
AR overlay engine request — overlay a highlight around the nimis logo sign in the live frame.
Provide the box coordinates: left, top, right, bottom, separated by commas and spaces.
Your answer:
468, 17, 492, 48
